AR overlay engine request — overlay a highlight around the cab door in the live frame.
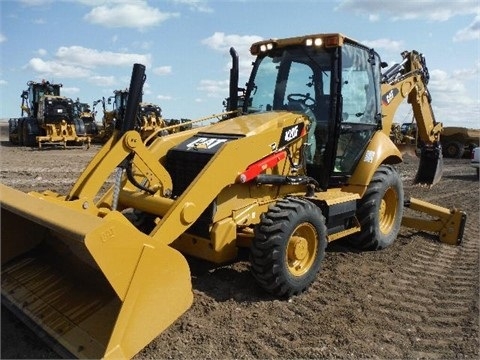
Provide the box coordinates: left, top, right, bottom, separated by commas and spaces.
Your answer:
332, 44, 382, 179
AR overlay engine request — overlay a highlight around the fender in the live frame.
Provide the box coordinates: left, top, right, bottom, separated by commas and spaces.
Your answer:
345, 131, 402, 195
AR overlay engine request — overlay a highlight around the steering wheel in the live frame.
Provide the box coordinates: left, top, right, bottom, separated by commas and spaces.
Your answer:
287, 93, 316, 107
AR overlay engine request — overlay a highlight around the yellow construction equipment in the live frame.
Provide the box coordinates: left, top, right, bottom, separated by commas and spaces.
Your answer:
1, 34, 467, 359
8, 80, 90, 148
92, 91, 168, 143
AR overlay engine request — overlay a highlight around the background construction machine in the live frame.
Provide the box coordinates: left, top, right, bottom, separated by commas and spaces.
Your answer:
92, 90, 168, 143
8, 80, 90, 148
73, 99, 98, 138
1, 34, 466, 359
441, 126, 480, 158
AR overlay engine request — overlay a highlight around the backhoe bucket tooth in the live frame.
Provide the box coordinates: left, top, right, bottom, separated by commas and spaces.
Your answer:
1, 184, 193, 359
413, 144, 443, 186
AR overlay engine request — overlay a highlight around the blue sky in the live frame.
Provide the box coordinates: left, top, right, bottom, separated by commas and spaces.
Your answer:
0, 0, 479, 127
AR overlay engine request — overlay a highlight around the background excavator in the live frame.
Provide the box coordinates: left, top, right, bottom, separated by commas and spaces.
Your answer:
1, 33, 466, 359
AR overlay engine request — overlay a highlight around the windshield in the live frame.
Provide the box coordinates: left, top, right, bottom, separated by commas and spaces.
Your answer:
244, 47, 333, 115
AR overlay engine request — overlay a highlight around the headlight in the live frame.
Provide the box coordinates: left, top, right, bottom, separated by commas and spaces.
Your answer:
305, 38, 323, 47
260, 43, 274, 52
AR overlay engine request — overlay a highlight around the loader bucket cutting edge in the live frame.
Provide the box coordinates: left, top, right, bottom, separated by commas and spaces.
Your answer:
1, 184, 193, 359
413, 145, 443, 186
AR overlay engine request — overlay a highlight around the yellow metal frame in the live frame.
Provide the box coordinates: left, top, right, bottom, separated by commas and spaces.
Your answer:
402, 197, 466, 245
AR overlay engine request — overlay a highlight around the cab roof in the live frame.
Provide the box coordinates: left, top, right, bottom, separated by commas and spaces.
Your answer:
250, 33, 365, 55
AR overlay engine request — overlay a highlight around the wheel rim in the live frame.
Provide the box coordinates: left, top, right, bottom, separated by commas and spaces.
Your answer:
446, 145, 457, 157
379, 187, 397, 234
286, 223, 318, 277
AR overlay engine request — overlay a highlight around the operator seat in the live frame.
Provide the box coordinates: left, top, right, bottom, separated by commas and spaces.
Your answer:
287, 100, 317, 164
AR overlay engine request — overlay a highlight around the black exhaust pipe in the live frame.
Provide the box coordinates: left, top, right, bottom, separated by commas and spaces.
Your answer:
227, 47, 239, 113
120, 63, 146, 135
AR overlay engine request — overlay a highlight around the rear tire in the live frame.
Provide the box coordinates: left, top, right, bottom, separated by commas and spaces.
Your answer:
444, 141, 464, 158
250, 197, 327, 297
348, 165, 404, 250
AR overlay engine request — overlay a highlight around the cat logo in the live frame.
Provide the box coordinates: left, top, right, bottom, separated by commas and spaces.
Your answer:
382, 88, 399, 106
186, 137, 228, 150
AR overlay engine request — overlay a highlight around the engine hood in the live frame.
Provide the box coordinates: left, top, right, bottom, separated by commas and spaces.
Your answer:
203, 111, 306, 138
174, 111, 307, 155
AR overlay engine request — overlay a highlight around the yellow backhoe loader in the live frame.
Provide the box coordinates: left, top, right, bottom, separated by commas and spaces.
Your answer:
1, 33, 466, 359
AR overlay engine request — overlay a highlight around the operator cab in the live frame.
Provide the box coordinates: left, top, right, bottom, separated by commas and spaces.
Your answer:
242, 34, 382, 189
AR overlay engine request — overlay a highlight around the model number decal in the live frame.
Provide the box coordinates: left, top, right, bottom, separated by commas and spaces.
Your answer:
279, 123, 305, 147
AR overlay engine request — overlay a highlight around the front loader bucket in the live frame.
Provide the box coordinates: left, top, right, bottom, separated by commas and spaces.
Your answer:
413, 144, 443, 186
1, 184, 193, 359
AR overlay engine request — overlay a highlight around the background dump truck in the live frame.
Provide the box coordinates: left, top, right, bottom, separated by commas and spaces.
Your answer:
441, 126, 480, 158
1, 34, 466, 359
8, 80, 90, 148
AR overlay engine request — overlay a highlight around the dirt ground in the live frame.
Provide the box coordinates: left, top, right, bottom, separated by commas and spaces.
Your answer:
0, 123, 479, 359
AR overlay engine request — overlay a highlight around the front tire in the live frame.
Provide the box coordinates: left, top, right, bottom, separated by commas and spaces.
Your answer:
250, 197, 327, 297
349, 165, 404, 250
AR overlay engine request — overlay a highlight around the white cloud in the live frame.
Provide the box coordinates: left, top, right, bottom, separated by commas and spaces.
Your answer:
202, 32, 262, 78
336, 0, 479, 21
197, 79, 229, 98
0, 80, 7, 85
36, 48, 47, 56
55, 46, 151, 68
172, 0, 213, 13
24, 58, 92, 78
84, 1, 179, 30
88, 75, 117, 87
157, 94, 173, 100
0, 33, 6, 43
428, 67, 480, 127
202, 32, 262, 54
361, 38, 405, 53
152, 66, 172, 75
454, 14, 480, 41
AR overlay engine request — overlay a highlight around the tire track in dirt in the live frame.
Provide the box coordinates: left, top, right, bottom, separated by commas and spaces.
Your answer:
367, 233, 479, 358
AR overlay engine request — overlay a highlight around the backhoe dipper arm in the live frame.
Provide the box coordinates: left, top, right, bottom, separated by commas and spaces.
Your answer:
381, 51, 442, 144
381, 51, 444, 185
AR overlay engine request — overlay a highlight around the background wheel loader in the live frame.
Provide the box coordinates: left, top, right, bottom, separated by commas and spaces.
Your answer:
73, 99, 99, 139
8, 80, 90, 148
91, 90, 169, 143
1, 33, 466, 359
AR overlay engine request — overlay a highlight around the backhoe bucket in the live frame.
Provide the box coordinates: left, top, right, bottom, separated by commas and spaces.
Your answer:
413, 144, 443, 186
1, 184, 193, 359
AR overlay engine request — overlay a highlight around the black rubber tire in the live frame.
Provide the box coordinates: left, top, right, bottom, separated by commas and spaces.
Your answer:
17, 118, 24, 146
444, 141, 465, 158
8, 118, 18, 144
76, 119, 86, 136
22, 118, 37, 147
348, 165, 404, 250
250, 197, 327, 298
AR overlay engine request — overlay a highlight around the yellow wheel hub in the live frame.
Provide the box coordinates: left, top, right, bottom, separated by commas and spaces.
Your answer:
286, 223, 318, 277
379, 187, 397, 234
